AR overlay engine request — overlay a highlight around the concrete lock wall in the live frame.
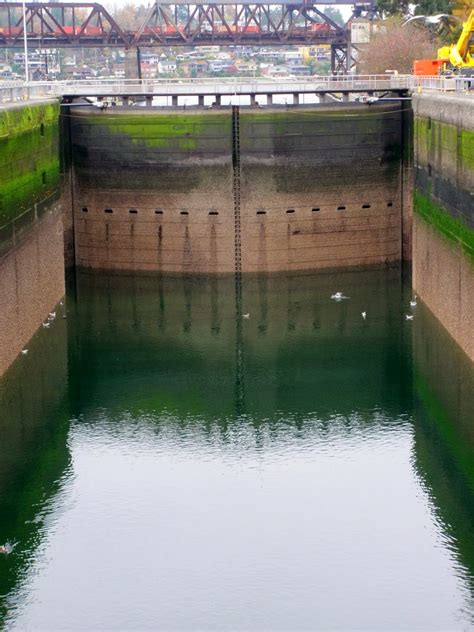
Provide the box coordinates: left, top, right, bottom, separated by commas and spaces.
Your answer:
0, 101, 65, 376
66, 102, 408, 274
412, 93, 474, 361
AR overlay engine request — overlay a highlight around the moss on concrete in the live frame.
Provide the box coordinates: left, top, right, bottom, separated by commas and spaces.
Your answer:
461, 128, 474, 171
0, 102, 60, 226
81, 110, 232, 151
0, 102, 59, 139
415, 116, 474, 171
414, 190, 474, 261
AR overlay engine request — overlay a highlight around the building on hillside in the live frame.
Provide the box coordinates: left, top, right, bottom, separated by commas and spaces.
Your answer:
158, 60, 177, 74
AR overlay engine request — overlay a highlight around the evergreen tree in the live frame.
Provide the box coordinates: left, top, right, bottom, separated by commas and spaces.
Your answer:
376, 0, 411, 17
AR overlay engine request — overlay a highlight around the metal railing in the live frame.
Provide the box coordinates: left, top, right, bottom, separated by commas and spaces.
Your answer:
0, 74, 472, 104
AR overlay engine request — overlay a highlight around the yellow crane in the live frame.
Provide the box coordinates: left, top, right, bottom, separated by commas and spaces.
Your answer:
437, 10, 474, 73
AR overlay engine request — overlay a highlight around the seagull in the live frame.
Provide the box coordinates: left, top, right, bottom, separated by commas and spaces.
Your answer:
405, 314, 414, 321
331, 292, 349, 301
21, 349, 28, 355
48, 311, 56, 320
42, 322, 50, 328
410, 295, 417, 308
361, 311, 367, 319
242, 313, 250, 319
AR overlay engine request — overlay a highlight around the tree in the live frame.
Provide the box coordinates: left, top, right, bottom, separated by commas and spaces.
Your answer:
414, 0, 453, 15
358, 18, 438, 73
376, 0, 411, 17
377, 0, 455, 17
322, 7, 345, 27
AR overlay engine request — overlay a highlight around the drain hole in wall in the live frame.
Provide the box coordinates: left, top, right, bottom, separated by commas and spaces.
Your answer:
337, 205, 346, 211
129, 209, 138, 214
180, 211, 189, 215
104, 208, 113, 214
362, 204, 371, 209
155, 209, 163, 215
82, 207, 88, 213
387, 202, 393, 207
209, 211, 219, 215
312, 207, 320, 212
286, 209, 295, 214
256, 210, 266, 215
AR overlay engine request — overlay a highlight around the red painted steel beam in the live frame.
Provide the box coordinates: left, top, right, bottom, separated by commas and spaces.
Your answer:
0, 1, 353, 48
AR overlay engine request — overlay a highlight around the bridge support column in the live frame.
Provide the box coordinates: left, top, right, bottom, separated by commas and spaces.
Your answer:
146, 96, 153, 108
171, 95, 178, 107
250, 94, 257, 107
198, 95, 204, 107
218, 94, 224, 107
121, 96, 129, 106
266, 94, 272, 106
293, 93, 299, 105
124, 48, 140, 80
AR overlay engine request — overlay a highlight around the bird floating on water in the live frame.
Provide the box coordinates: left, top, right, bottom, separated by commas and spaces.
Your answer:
42, 322, 50, 328
21, 349, 28, 355
331, 292, 349, 302
48, 311, 56, 320
405, 314, 414, 321
242, 313, 250, 319
361, 311, 367, 319
410, 295, 417, 308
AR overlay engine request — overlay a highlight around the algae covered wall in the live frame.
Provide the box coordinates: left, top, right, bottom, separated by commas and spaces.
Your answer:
413, 93, 473, 360
0, 101, 60, 227
0, 101, 64, 376
67, 107, 234, 273
66, 102, 407, 274
239, 104, 405, 272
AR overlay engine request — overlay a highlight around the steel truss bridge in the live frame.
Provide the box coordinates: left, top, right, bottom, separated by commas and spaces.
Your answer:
0, 0, 375, 72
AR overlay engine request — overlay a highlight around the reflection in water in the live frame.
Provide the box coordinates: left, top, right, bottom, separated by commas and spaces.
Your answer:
0, 313, 70, 625
0, 268, 472, 630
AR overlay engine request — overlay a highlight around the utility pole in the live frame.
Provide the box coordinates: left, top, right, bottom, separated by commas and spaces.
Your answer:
22, 0, 29, 82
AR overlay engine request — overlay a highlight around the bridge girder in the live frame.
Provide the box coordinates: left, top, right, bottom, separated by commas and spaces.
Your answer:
0, 0, 374, 72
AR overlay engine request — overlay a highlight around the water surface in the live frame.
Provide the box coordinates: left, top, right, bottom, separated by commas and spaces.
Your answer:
0, 268, 473, 630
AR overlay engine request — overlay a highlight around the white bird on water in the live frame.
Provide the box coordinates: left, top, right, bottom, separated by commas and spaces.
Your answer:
405, 314, 414, 321
21, 349, 28, 355
361, 311, 367, 320
48, 311, 56, 320
410, 295, 417, 308
42, 322, 50, 328
242, 313, 250, 319
331, 292, 349, 302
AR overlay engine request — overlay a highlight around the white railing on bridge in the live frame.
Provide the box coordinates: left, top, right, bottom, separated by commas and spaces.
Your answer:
0, 74, 472, 105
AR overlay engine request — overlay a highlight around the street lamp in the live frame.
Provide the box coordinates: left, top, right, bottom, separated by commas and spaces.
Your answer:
22, 0, 29, 82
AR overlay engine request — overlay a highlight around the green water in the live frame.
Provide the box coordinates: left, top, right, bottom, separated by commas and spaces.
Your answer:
0, 268, 473, 631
